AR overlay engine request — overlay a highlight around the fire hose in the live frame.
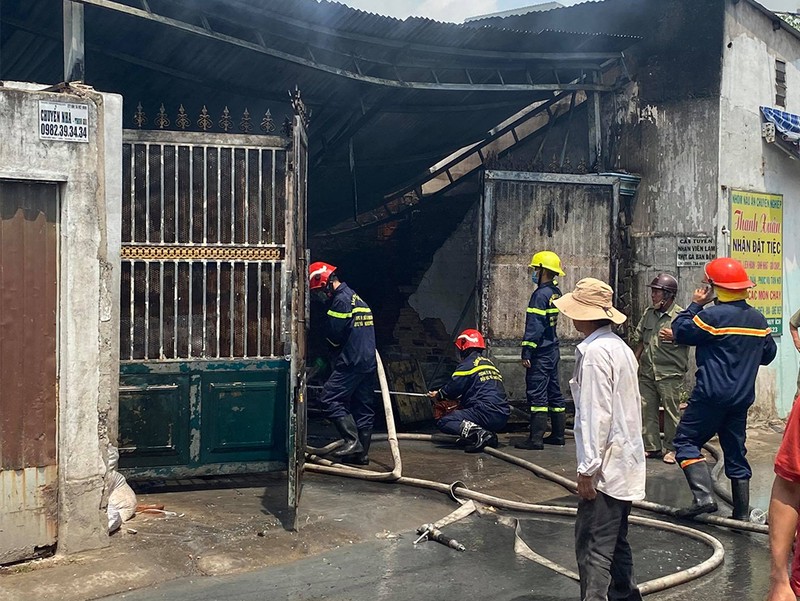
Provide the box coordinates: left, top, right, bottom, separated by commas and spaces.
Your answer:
303, 350, 762, 594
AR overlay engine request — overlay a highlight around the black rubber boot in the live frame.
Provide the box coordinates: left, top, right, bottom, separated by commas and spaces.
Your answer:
342, 429, 372, 466
465, 428, 498, 454
514, 412, 548, 450
459, 420, 480, 448
676, 461, 719, 518
731, 478, 751, 521
330, 415, 364, 458
543, 411, 566, 446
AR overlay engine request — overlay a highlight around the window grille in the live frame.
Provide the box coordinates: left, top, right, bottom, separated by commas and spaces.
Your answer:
120, 137, 288, 361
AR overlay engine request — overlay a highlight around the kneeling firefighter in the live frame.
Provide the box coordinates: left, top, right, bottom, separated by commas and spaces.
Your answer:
309, 261, 377, 465
427, 329, 511, 453
671, 257, 777, 519
516, 251, 567, 450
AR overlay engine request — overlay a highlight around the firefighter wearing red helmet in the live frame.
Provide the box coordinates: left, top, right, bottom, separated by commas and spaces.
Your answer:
308, 261, 377, 464
671, 257, 777, 520
427, 329, 510, 453
632, 273, 689, 465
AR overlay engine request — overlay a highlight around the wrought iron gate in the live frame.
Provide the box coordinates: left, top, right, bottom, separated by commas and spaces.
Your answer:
118, 120, 307, 504
119, 132, 287, 362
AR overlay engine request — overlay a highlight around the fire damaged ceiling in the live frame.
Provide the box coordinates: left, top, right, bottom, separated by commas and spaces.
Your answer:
0, 0, 639, 232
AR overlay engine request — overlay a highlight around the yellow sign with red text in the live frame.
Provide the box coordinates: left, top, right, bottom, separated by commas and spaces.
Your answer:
729, 190, 783, 335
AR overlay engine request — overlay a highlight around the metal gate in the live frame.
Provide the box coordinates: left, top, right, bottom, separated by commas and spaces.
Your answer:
118, 115, 308, 512
478, 171, 621, 403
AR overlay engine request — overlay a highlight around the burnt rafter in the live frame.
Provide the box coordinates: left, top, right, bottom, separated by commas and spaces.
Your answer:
71, 0, 619, 92
311, 91, 392, 168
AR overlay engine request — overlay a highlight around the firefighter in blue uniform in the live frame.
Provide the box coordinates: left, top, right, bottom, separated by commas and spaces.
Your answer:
427, 329, 510, 453
515, 251, 567, 450
671, 257, 777, 520
309, 261, 377, 465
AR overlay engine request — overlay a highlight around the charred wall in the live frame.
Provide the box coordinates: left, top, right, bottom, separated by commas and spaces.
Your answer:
309, 190, 477, 387
479, 0, 725, 103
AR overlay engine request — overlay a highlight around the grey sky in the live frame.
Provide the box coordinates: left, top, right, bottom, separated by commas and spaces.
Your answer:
339, 0, 582, 23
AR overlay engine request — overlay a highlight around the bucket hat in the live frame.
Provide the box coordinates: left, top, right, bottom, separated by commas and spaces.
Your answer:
553, 277, 626, 324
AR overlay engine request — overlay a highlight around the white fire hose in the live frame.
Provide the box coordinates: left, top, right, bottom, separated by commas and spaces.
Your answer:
304, 350, 743, 594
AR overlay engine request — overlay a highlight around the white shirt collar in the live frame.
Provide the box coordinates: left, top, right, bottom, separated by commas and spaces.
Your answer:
576, 324, 613, 354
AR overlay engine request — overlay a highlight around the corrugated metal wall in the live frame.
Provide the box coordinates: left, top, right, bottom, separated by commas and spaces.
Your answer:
0, 180, 59, 563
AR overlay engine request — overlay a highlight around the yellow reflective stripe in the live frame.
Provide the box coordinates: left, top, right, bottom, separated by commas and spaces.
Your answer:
352, 307, 372, 314
691, 315, 771, 337
452, 364, 501, 377
550, 407, 566, 413
531, 407, 549, 412
327, 309, 352, 319
546, 308, 559, 314
521, 341, 538, 348
527, 307, 547, 315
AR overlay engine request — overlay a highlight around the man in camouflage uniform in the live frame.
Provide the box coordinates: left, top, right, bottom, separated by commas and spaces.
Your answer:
632, 274, 689, 465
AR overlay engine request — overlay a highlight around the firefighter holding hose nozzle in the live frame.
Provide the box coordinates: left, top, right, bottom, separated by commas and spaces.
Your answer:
427, 329, 510, 453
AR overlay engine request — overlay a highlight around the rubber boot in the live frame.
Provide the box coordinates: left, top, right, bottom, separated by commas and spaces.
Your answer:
514, 412, 548, 450
465, 428, 498, 454
342, 429, 372, 466
676, 461, 719, 518
330, 415, 364, 458
459, 420, 481, 448
543, 411, 566, 446
730, 478, 750, 521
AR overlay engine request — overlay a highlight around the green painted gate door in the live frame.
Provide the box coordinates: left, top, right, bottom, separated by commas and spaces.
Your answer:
117, 113, 308, 524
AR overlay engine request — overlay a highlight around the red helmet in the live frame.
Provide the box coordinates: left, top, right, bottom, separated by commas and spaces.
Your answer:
704, 257, 754, 290
455, 329, 485, 351
309, 261, 337, 290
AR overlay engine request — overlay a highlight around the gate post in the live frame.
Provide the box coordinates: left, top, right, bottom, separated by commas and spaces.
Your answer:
63, 1, 85, 82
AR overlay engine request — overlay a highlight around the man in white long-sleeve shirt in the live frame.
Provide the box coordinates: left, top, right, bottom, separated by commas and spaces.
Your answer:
554, 278, 646, 601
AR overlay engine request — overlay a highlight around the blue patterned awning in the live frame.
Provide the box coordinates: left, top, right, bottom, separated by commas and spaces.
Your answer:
761, 106, 800, 142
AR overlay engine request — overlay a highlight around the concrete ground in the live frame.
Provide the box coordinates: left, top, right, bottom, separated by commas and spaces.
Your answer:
0, 426, 783, 601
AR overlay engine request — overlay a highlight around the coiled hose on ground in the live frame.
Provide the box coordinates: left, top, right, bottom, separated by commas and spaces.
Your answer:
305, 351, 765, 595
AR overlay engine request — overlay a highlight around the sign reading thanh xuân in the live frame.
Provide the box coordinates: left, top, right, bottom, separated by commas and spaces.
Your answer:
729, 189, 783, 335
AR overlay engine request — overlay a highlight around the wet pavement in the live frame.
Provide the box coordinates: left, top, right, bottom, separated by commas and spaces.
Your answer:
0, 427, 781, 601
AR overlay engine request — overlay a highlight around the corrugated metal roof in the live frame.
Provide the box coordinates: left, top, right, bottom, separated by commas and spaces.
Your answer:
0, 0, 639, 230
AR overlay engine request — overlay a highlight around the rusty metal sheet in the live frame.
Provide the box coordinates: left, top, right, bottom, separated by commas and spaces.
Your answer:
0, 181, 59, 564
478, 172, 620, 404
481, 173, 617, 345
0, 181, 58, 470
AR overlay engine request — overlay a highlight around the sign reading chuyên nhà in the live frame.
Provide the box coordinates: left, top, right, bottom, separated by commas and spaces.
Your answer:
38, 100, 89, 142
729, 189, 783, 334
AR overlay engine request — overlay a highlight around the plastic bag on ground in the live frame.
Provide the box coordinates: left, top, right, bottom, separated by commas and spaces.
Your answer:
107, 444, 137, 532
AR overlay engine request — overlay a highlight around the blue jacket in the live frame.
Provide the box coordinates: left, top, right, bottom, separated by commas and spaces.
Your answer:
325, 283, 376, 373
438, 351, 510, 415
522, 281, 562, 360
672, 300, 777, 406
